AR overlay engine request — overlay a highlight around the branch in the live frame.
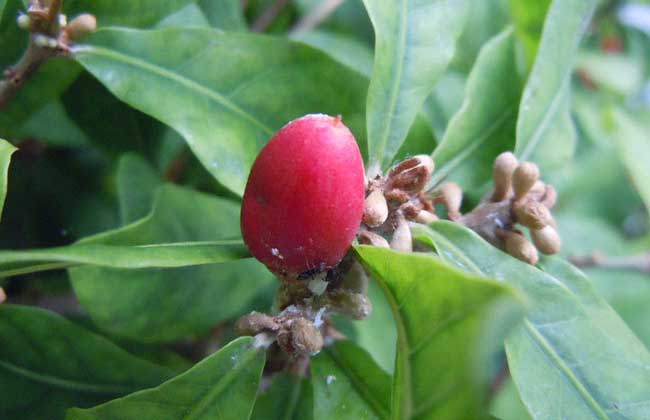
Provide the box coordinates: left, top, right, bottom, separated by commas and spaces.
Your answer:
290, 0, 345, 35
570, 252, 650, 274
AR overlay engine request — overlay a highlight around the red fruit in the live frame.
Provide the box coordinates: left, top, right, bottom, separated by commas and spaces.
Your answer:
241, 114, 365, 279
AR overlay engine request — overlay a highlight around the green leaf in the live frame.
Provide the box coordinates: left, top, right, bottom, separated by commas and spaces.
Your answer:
116, 153, 161, 224
607, 108, 650, 215
0, 139, 16, 220
155, 3, 210, 28
416, 222, 650, 420
514, 0, 595, 168
12, 100, 90, 148
421, 72, 466, 140
251, 373, 312, 420
70, 184, 274, 342
64, 0, 196, 28
311, 341, 391, 420
292, 30, 373, 77
354, 246, 523, 420
509, 0, 551, 66
0, 0, 7, 22
576, 51, 644, 96
431, 28, 519, 190
198, 0, 247, 31
66, 337, 266, 420
0, 305, 173, 420
363, 0, 468, 172
72, 28, 367, 195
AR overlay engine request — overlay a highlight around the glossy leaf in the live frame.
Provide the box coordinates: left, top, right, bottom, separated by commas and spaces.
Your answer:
514, 0, 596, 168
66, 337, 266, 420
431, 29, 519, 189
311, 341, 391, 420
69, 184, 274, 342
0, 139, 16, 220
63, 0, 196, 28
362, 0, 468, 172
155, 3, 210, 28
509, 0, 551, 66
116, 154, 161, 224
198, 0, 247, 31
293, 30, 373, 77
250, 373, 312, 420
355, 246, 523, 420
72, 28, 367, 195
415, 221, 650, 419
0, 305, 174, 420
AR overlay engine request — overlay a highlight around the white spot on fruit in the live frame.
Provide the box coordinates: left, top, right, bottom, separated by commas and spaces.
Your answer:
271, 248, 284, 259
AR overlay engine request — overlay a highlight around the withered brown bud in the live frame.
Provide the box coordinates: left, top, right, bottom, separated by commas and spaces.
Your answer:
384, 189, 411, 204
514, 200, 553, 230
439, 182, 463, 220
386, 155, 435, 194
390, 213, 413, 252
363, 189, 388, 227
513, 162, 540, 201
65, 14, 97, 41
542, 185, 557, 209
531, 225, 562, 255
491, 152, 518, 202
235, 311, 280, 336
290, 318, 324, 356
358, 230, 390, 248
415, 209, 439, 224
329, 290, 372, 320
503, 230, 539, 265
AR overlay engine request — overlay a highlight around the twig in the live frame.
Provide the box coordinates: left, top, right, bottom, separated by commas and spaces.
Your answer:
290, 0, 345, 35
570, 252, 650, 274
250, 0, 290, 33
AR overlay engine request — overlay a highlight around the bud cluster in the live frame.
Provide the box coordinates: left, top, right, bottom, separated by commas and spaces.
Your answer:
16, 1, 96, 49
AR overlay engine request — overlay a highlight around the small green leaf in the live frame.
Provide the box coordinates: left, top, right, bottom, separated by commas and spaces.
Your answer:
431, 28, 520, 189
251, 373, 312, 420
116, 154, 161, 224
0, 305, 174, 420
0, 139, 16, 220
63, 0, 196, 28
66, 337, 266, 420
509, 0, 552, 66
416, 222, 650, 420
354, 246, 523, 420
72, 28, 367, 195
514, 0, 596, 168
155, 3, 210, 28
293, 30, 373, 77
311, 341, 391, 420
70, 184, 274, 342
363, 0, 468, 172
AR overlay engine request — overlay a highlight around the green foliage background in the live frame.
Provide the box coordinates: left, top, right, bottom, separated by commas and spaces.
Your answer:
1, 0, 649, 419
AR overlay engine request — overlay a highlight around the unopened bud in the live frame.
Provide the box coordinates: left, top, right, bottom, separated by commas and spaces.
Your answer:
291, 318, 324, 355
17, 13, 31, 30
329, 290, 372, 320
59, 14, 67, 28
503, 230, 539, 265
0, 287, 5, 304
542, 185, 557, 209
514, 200, 553, 230
415, 209, 438, 224
513, 162, 540, 201
387, 155, 435, 194
531, 225, 561, 255
491, 152, 518, 202
439, 182, 463, 220
34, 34, 49, 47
235, 311, 280, 336
363, 189, 388, 227
65, 14, 97, 41
390, 213, 412, 252
47, 37, 58, 48
358, 230, 390, 248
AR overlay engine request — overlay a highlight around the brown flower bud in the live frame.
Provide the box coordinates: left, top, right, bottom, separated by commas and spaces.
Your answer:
491, 152, 518, 202
358, 230, 390, 248
439, 182, 463, 220
514, 200, 553, 230
390, 213, 412, 252
386, 155, 435, 194
290, 318, 324, 355
503, 230, 539, 265
415, 209, 439, 224
363, 189, 388, 227
531, 225, 562, 255
0, 287, 5, 304
513, 162, 540, 201
65, 14, 97, 41
542, 185, 557, 209
235, 311, 280, 336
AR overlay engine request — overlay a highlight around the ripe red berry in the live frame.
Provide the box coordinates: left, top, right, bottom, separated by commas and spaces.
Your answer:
241, 114, 365, 279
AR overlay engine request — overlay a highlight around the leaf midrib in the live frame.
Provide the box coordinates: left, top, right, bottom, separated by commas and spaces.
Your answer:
72, 45, 274, 137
